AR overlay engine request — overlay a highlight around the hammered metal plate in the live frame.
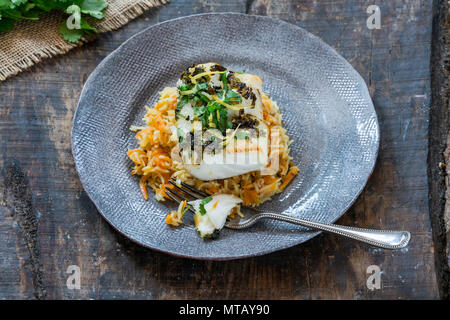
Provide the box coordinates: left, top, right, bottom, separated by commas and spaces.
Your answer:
71, 13, 379, 260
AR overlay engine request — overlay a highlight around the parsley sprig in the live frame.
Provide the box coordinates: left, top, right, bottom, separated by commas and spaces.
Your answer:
0, 0, 108, 43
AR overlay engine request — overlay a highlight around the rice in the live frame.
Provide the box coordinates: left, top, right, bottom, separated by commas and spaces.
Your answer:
127, 86, 299, 206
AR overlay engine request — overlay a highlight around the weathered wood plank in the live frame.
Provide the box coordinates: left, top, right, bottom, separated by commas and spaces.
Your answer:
0, 0, 442, 299
429, 0, 450, 299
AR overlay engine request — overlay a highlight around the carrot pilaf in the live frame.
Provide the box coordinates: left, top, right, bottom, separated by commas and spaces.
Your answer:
127, 86, 298, 206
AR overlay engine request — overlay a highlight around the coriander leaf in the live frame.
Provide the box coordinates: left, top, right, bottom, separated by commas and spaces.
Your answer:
199, 196, 212, 215
58, 15, 96, 43
0, 0, 108, 42
58, 20, 84, 42
178, 84, 193, 91
196, 82, 208, 91
2, 8, 38, 20
80, 16, 96, 31
0, 17, 14, 31
21, 4, 42, 19
191, 95, 200, 104
81, 0, 108, 19
206, 103, 219, 113
0, 1, 13, 10
198, 93, 209, 104
194, 106, 206, 116
82, 0, 108, 12
221, 72, 227, 91
225, 90, 242, 103
10, 0, 27, 8
216, 90, 224, 100
23, 3, 35, 12
218, 108, 228, 129
34, 0, 62, 11
177, 95, 189, 109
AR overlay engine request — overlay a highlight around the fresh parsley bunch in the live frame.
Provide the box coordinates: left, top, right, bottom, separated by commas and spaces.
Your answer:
0, 0, 108, 42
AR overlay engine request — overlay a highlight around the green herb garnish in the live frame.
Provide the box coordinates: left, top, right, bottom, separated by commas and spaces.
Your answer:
178, 84, 194, 91
225, 90, 242, 104
221, 72, 228, 91
0, 0, 109, 43
196, 82, 208, 91
176, 66, 244, 135
199, 196, 212, 215
198, 93, 210, 104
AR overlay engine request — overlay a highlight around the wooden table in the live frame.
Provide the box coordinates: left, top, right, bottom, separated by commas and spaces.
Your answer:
0, 0, 448, 299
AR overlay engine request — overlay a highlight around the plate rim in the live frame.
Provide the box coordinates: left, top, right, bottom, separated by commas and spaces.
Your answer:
71, 12, 380, 260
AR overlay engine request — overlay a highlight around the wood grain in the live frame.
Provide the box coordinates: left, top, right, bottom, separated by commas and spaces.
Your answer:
429, 0, 450, 299
0, 0, 445, 299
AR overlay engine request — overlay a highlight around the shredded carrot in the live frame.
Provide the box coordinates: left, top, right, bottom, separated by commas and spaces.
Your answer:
161, 172, 172, 183
243, 189, 259, 205
154, 116, 165, 130
263, 176, 277, 184
242, 183, 254, 190
165, 211, 181, 226
151, 115, 167, 143
212, 200, 219, 210
139, 176, 149, 200
168, 96, 177, 108
262, 96, 272, 111
165, 214, 174, 225
136, 127, 151, 140
127, 149, 147, 166
149, 148, 172, 170
279, 167, 299, 190
208, 186, 219, 194
155, 100, 167, 110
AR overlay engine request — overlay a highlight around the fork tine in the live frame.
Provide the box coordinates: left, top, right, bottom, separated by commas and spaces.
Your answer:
165, 188, 196, 214
165, 187, 192, 201
168, 180, 202, 200
169, 178, 209, 198
165, 189, 182, 204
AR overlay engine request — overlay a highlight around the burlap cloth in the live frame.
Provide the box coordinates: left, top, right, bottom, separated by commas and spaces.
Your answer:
0, 0, 168, 81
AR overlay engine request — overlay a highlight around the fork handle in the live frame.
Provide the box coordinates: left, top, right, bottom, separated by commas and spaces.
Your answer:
258, 213, 410, 249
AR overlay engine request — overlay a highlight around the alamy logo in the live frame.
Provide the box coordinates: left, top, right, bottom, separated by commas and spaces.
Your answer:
66, 265, 81, 290
66, 5, 81, 30
366, 5, 381, 30
366, 265, 381, 290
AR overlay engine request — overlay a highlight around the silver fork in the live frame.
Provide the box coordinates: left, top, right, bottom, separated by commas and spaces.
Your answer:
165, 178, 410, 249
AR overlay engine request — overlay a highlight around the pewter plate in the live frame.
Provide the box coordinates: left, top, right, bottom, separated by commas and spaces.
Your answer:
71, 13, 379, 260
